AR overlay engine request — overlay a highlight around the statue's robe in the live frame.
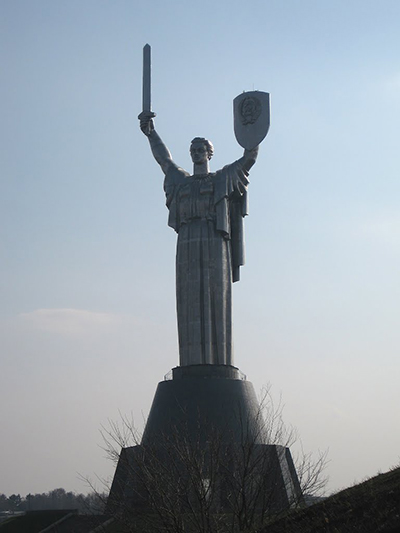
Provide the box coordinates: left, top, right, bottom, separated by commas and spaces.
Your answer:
164, 158, 249, 366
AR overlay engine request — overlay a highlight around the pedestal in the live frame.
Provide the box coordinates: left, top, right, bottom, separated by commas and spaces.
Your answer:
108, 365, 303, 517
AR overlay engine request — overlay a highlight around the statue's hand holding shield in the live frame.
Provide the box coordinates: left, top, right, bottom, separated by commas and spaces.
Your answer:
233, 91, 270, 150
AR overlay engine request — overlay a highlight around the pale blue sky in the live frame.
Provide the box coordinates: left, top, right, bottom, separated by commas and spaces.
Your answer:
1, 0, 399, 496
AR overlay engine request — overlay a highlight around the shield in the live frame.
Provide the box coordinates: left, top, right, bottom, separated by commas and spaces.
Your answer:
233, 91, 270, 150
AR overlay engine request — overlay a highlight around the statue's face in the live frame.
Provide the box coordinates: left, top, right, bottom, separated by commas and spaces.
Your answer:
190, 143, 208, 165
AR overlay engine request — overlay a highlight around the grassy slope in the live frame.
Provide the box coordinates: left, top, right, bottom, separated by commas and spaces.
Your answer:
263, 466, 400, 533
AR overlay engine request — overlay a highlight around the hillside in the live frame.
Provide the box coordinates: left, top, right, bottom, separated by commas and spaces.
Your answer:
263, 466, 400, 533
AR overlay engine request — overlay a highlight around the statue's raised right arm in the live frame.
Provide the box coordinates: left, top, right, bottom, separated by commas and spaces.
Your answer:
138, 111, 174, 175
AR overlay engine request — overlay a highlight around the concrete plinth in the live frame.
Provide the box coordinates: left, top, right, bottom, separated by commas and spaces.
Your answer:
142, 364, 264, 445
107, 365, 303, 517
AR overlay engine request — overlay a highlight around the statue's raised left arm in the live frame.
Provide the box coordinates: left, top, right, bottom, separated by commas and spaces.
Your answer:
242, 146, 259, 172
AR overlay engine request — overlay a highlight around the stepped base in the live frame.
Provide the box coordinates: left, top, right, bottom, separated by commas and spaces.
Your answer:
107, 365, 303, 517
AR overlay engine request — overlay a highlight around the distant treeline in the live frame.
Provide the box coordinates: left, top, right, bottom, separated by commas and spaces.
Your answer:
0, 488, 106, 514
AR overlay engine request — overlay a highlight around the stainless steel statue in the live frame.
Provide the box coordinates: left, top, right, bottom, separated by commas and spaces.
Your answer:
139, 45, 269, 367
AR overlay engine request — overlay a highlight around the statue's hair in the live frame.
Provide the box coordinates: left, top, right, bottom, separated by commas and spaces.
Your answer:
190, 137, 214, 160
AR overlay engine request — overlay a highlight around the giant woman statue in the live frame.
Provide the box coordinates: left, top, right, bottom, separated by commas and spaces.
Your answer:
139, 111, 259, 367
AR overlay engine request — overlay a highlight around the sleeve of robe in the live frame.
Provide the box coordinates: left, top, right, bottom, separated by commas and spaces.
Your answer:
163, 165, 190, 232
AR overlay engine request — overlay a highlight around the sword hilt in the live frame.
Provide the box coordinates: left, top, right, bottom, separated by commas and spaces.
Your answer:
138, 110, 156, 136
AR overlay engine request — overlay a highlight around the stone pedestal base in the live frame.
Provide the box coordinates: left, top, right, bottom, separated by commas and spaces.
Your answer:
107, 365, 303, 517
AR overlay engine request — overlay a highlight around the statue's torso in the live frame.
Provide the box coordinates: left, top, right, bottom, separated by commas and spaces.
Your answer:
177, 174, 216, 227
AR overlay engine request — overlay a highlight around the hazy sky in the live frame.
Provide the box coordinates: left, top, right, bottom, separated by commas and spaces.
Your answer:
1, 0, 399, 497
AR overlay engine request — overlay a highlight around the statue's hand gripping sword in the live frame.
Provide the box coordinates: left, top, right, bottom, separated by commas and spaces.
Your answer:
138, 44, 156, 135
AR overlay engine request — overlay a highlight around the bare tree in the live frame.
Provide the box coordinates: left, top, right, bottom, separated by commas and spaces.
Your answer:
99, 386, 328, 533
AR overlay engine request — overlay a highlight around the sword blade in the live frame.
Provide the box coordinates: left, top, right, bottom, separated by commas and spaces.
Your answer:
142, 44, 151, 112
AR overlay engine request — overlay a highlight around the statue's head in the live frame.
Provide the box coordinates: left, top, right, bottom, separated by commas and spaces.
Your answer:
190, 137, 214, 164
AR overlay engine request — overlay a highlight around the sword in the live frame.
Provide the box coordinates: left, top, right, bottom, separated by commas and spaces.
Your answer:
142, 44, 155, 116
142, 44, 151, 112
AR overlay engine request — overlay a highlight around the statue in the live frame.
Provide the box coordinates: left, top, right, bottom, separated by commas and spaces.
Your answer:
138, 45, 269, 368
107, 51, 304, 521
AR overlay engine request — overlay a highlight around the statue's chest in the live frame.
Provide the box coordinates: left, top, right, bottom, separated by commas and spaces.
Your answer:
178, 177, 215, 220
